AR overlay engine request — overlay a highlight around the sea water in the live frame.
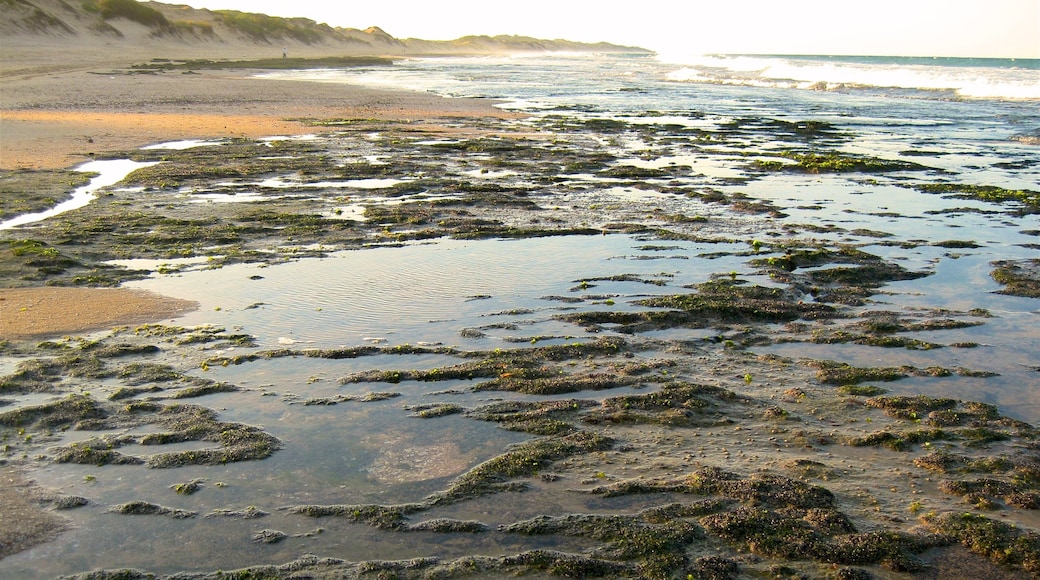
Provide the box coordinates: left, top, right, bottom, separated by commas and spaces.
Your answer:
258, 52, 1040, 416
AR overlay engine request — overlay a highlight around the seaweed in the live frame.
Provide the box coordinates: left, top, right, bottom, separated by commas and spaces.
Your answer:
502, 511, 701, 577
924, 511, 1040, 574
914, 183, 1040, 214
287, 503, 425, 530
583, 382, 745, 427
754, 151, 929, 174
109, 501, 196, 519
991, 259, 1040, 298
0, 394, 107, 429
53, 436, 143, 466
430, 431, 613, 504
808, 360, 908, 385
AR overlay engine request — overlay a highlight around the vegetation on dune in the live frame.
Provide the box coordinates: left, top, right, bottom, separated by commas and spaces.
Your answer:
2, 0, 76, 34
82, 0, 172, 30
214, 10, 337, 44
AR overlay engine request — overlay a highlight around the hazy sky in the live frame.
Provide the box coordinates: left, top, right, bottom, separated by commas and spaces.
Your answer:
177, 0, 1039, 58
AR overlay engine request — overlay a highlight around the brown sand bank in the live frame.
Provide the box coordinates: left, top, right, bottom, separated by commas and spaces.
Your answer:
1, 66, 521, 170
0, 287, 198, 340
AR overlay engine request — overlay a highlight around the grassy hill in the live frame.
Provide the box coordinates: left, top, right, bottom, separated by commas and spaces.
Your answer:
0, 0, 648, 55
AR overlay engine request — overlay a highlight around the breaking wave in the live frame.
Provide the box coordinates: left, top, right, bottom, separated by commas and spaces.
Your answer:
660, 54, 1040, 100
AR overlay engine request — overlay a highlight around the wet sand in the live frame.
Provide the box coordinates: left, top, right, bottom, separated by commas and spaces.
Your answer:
0, 287, 198, 340
1, 65, 521, 171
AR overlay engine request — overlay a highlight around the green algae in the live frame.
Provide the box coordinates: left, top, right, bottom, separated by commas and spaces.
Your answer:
583, 382, 746, 428
587, 467, 837, 510
145, 411, 281, 468
407, 403, 464, 418
406, 518, 488, 533
502, 511, 701, 577
467, 399, 590, 435
53, 436, 143, 466
1, 239, 85, 284
865, 395, 958, 420
0, 393, 106, 429
171, 478, 205, 495
28, 402, 285, 468
288, 503, 424, 530
991, 259, 1040, 297
166, 382, 238, 399
846, 428, 952, 451
431, 431, 613, 504
913, 450, 1017, 474
914, 183, 1040, 213
109, 501, 196, 519
0, 170, 90, 220
808, 360, 909, 385
559, 277, 837, 334
638, 279, 835, 324
923, 512, 1040, 574
702, 507, 944, 571
204, 506, 269, 519
753, 151, 929, 174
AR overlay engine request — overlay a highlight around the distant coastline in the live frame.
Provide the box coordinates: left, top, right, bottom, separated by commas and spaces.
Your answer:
722, 54, 1040, 69
0, 0, 651, 58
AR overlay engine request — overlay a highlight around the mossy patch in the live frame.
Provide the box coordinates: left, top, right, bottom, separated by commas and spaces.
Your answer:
431, 431, 613, 504
583, 382, 746, 427
109, 501, 196, 519
0, 394, 106, 429
991, 259, 1040, 298
502, 511, 701, 577
924, 511, 1040, 574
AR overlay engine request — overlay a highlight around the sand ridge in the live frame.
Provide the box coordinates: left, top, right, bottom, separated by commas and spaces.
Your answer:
0, 287, 199, 340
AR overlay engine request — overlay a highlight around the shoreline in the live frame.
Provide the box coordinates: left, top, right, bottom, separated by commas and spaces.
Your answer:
1, 51, 522, 338
1, 64, 522, 171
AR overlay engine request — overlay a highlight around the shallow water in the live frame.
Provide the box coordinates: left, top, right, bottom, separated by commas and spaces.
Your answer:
122, 235, 747, 349
2, 53, 1039, 577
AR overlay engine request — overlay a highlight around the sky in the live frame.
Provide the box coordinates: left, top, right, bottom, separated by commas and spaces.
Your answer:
175, 0, 1040, 59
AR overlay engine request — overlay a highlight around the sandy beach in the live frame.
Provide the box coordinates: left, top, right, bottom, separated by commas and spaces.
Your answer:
1, 45, 521, 171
